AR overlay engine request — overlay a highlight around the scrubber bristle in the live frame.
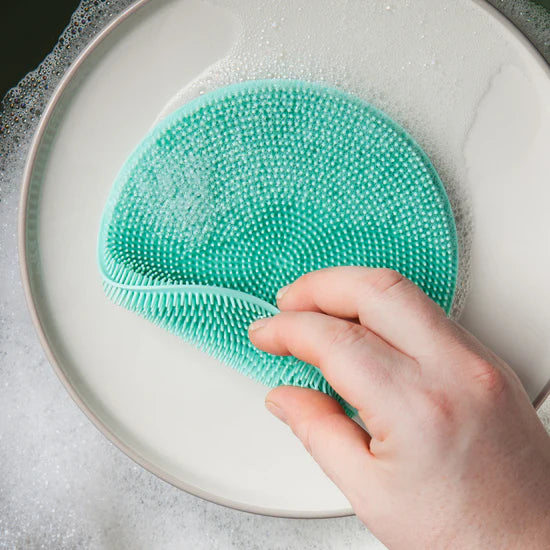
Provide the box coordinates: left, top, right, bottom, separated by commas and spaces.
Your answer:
98, 79, 458, 417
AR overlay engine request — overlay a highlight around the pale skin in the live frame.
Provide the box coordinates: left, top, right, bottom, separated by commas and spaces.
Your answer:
248, 267, 550, 549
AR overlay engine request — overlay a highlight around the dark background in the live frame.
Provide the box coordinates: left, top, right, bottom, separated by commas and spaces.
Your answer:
1, 0, 81, 98
1, 0, 549, 99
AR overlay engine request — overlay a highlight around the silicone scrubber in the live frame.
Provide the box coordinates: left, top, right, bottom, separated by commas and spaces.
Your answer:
98, 79, 458, 415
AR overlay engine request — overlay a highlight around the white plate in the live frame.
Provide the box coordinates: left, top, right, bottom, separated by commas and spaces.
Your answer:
19, 0, 550, 517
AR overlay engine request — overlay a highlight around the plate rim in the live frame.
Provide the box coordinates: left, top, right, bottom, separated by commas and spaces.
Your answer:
17, 0, 550, 519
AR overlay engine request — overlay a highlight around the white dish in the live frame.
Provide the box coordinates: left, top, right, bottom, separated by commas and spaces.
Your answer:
19, 0, 550, 517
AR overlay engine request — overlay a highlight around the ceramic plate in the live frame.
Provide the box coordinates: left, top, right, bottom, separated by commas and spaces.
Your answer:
19, 0, 550, 517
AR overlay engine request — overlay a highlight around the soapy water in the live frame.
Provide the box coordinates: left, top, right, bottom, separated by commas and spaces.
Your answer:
1, 1, 550, 547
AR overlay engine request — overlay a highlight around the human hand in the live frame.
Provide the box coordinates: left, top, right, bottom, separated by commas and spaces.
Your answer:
248, 267, 550, 549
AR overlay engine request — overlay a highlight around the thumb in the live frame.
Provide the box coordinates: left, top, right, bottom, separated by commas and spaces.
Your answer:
265, 386, 374, 506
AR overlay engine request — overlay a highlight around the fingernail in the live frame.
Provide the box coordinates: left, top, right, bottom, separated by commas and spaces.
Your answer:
248, 318, 269, 332
265, 400, 287, 423
276, 285, 289, 302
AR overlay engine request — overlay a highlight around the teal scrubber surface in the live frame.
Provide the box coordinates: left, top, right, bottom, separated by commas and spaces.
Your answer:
98, 79, 458, 415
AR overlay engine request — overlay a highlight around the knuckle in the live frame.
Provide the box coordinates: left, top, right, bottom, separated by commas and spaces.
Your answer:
370, 268, 406, 294
469, 357, 507, 399
415, 304, 451, 343
323, 322, 391, 388
326, 323, 369, 359
365, 268, 417, 304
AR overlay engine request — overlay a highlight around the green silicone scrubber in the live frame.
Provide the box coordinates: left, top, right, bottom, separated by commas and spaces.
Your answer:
98, 79, 458, 415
